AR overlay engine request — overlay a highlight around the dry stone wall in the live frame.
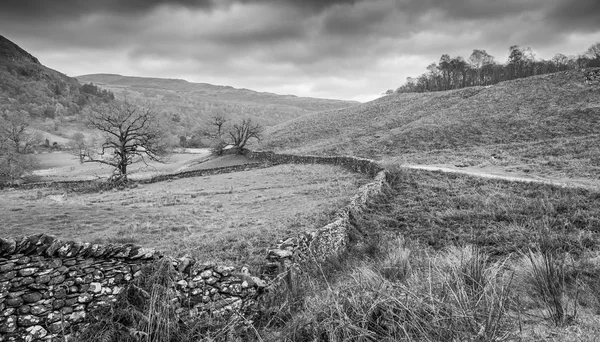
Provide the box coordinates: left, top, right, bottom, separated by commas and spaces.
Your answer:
584, 68, 600, 85
245, 150, 390, 274
245, 151, 384, 177
0, 235, 265, 342
0, 150, 389, 341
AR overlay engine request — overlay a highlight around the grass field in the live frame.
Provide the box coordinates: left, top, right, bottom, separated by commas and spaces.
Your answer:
0, 164, 368, 268
30, 150, 217, 181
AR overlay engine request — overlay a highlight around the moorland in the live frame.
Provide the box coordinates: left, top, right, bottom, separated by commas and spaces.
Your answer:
1, 33, 600, 341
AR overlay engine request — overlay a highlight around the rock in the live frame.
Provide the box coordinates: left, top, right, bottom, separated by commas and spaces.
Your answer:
69, 311, 86, 323
25, 325, 48, 340
30, 305, 49, 315
6, 298, 23, 308
0, 263, 15, 272
0, 238, 17, 256
52, 299, 65, 310
22, 292, 42, 303
89, 282, 102, 294
17, 314, 41, 327
0, 315, 17, 333
78, 293, 93, 303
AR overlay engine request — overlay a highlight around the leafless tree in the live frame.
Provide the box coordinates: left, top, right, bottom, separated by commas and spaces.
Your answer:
0, 111, 39, 183
212, 114, 228, 137
228, 118, 262, 151
84, 100, 166, 182
0, 111, 40, 154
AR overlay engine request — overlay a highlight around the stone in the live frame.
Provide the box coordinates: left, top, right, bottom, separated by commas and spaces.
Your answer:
89, 282, 102, 294
0, 238, 17, 256
30, 305, 49, 315
16, 256, 31, 265
25, 325, 48, 340
18, 268, 38, 277
1, 308, 15, 317
78, 293, 93, 303
52, 299, 65, 310
53, 288, 67, 299
69, 311, 86, 323
17, 314, 41, 327
22, 292, 42, 303
48, 320, 70, 334
5, 298, 23, 308
0, 263, 15, 272
0, 315, 17, 333
0, 271, 16, 281
0, 282, 10, 292
48, 275, 65, 286
46, 312, 62, 324
18, 305, 31, 314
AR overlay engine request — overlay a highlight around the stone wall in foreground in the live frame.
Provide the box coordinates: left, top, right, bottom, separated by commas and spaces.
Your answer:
0, 236, 264, 342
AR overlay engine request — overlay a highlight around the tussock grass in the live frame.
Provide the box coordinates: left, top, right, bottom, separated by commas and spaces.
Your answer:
254, 169, 600, 341
262, 70, 600, 179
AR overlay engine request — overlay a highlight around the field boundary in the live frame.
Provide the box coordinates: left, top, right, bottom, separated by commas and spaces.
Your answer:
0, 150, 390, 341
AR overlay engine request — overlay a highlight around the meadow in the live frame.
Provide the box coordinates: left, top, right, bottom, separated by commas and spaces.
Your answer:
0, 163, 369, 268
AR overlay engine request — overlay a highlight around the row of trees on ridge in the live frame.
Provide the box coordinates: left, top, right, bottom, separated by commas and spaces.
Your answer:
388, 42, 600, 94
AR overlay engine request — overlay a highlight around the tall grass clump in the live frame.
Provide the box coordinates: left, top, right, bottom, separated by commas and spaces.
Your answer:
75, 259, 258, 342
277, 242, 514, 341
513, 230, 581, 327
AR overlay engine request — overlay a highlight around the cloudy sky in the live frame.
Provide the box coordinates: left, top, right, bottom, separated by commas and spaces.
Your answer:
1, 0, 599, 102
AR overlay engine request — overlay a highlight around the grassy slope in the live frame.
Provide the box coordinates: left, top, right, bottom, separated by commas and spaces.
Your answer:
256, 168, 600, 342
77, 74, 359, 127
261, 69, 600, 178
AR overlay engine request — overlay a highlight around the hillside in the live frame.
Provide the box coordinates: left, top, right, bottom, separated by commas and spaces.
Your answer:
261, 69, 600, 178
0, 35, 106, 119
77, 74, 358, 128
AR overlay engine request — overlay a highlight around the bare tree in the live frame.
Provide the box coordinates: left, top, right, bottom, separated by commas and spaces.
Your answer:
70, 132, 89, 163
212, 114, 228, 137
0, 112, 39, 183
0, 111, 40, 154
228, 118, 262, 152
84, 101, 166, 182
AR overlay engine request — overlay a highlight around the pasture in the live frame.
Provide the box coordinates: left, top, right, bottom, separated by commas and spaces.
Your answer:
0, 163, 368, 268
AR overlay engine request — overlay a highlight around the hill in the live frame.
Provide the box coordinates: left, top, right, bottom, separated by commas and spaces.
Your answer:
261, 69, 600, 178
0, 35, 109, 119
76, 74, 358, 128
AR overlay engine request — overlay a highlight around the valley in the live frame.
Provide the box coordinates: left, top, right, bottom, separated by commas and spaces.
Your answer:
1, 31, 600, 342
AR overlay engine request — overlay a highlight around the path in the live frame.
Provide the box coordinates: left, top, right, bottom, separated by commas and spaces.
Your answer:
402, 164, 600, 191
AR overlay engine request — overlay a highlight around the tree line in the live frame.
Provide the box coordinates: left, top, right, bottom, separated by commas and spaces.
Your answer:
387, 42, 600, 94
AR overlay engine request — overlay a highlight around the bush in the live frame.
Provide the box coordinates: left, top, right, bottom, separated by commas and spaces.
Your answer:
210, 138, 228, 156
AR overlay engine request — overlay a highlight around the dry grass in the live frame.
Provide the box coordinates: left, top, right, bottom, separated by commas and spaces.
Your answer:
0, 164, 368, 268
30, 151, 215, 182
252, 168, 600, 341
261, 70, 600, 180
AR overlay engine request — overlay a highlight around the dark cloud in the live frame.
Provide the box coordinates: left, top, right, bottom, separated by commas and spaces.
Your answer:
546, 0, 600, 33
0, 0, 214, 19
0, 0, 599, 102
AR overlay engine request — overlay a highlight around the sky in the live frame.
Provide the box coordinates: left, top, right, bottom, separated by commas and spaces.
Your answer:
1, 0, 599, 102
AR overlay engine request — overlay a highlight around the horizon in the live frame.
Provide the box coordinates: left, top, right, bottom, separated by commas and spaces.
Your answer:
1, 0, 600, 102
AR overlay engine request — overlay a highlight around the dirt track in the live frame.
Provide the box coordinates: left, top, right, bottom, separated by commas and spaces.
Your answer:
402, 164, 600, 191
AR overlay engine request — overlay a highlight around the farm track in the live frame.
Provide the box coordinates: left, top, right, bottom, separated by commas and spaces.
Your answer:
403, 164, 600, 190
